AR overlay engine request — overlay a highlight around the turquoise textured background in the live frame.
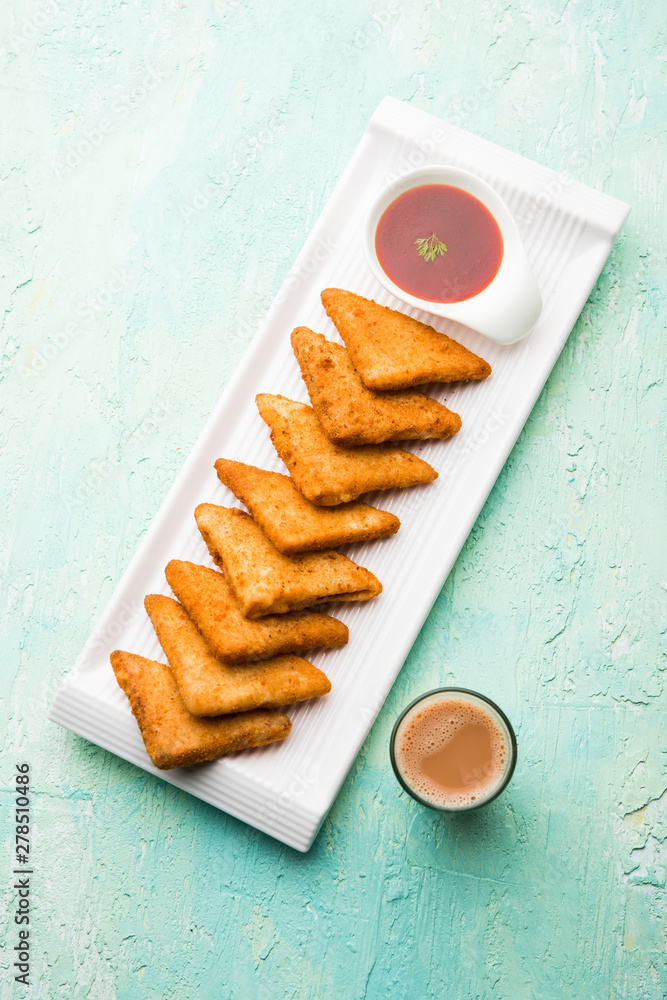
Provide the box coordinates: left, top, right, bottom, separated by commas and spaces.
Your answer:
1, 0, 666, 997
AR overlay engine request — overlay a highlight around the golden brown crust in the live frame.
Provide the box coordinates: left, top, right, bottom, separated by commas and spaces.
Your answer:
144, 594, 331, 716
110, 650, 291, 769
255, 393, 437, 505
165, 560, 348, 662
320, 288, 492, 390
214, 458, 400, 554
291, 326, 462, 445
194, 504, 382, 618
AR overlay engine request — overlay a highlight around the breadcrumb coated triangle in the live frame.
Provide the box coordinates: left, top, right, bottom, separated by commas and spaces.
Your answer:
194, 504, 382, 618
256, 393, 437, 506
321, 288, 491, 390
214, 458, 399, 554
165, 560, 348, 663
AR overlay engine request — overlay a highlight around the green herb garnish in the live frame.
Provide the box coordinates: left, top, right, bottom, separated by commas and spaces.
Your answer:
415, 232, 448, 262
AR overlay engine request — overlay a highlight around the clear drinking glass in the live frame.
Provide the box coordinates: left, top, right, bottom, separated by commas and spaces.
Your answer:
390, 687, 517, 812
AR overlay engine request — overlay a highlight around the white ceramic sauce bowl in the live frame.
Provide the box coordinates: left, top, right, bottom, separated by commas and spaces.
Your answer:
362, 166, 542, 345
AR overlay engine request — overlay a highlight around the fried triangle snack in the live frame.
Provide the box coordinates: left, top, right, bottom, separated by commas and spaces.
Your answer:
214, 458, 400, 554
291, 326, 462, 445
256, 393, 437, 506
321, 288, 492, 390
165, 560, 348, 663
194, 503, 382, 618
110, 650, 291, 769
144, 594, 330, 716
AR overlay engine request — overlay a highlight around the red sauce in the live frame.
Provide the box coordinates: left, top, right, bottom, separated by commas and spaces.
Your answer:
375, 184, 503, 303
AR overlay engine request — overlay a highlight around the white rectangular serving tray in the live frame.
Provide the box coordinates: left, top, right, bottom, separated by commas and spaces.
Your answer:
49, 97, 630, 851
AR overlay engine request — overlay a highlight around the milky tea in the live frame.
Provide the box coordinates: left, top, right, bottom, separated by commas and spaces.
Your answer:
391, 689, 516, 810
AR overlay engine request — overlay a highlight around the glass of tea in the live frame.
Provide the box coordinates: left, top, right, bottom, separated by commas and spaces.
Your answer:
390, 688, 517, 812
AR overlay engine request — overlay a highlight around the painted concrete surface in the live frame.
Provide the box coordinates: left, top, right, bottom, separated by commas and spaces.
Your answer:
1, 0, 665, 997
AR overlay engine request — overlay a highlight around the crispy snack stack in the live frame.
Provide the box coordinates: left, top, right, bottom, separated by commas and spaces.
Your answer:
111, 286, 493, 771
110, 651, 292, 770
145, 594, 331, 716
111, 570, 342, 769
